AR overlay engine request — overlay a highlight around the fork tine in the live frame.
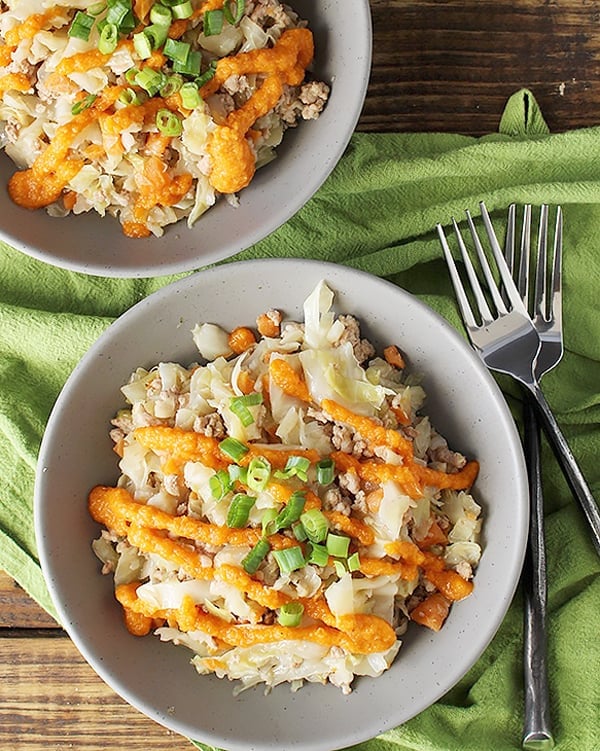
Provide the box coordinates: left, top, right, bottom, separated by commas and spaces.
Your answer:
437, 223, 479, 329
550, 207, 563, 327
534, 205, 549, 320
505, 204, 516, 275
466, 210, 509, 316
517, 204, 532, 305
479, 201, 529, 315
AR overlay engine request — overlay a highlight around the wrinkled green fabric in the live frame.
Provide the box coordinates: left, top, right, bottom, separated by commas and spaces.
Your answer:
1, 89, 598, 750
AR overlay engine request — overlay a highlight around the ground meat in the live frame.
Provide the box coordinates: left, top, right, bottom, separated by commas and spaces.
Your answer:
337, 315, 376, 364
454, 561, 473, 580
298, 81, 330, 119
338, 470, 361, 496
331, 424, 371, 458
427, 432, 467, 472
322, 486, 352, 516
194, 412, 226, 438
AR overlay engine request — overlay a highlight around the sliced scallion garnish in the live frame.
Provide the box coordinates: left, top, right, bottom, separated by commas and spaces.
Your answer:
160, 73, 184, 97
347, 552, 361, 572
209, 469, 233, 500
133, 30, 153, 59
172, 0, 193, 19
68, 11, 95, 41
172, 49, 201, 76
226, 493, 256, 528
242, 538, 270, 574
307, 542, 328, 567
274, 455, 311, 482
223, 0, 245, 25
163, 38, 190, 64
274, 490, 306, 530
326, 532, 350, 559
277, 601, 303, 627
150, 3, 172, 26
299, 508, 329, 543
71, 94, 97, 115
203, 8, 224, 36
179, 81, 201, 109
261, 508, 278, 538
272, 545, 305, 574
316, 458, 335, 486
156, 108, 182, 136
228, 463, 248, 485
246, 456, 271, 493
195, 60, 217, 88
98, 22, 119, 54
135, 67, 166, 95
219, 437, 249, 462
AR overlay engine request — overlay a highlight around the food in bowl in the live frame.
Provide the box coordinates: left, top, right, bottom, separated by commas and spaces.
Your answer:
89, 280, 483, 695
0, 0, 329, 238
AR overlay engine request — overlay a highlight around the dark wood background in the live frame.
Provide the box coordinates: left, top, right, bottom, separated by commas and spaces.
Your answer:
3, 1, 600, 749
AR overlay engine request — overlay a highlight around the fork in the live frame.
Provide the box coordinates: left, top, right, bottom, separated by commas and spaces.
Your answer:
436, 203, 600, 558
505, 204, 557, 750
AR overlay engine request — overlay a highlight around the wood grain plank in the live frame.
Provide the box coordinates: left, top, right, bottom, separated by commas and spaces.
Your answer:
0, 635, 192, 750
358, 0, 600, 135
0, 571, 57, 629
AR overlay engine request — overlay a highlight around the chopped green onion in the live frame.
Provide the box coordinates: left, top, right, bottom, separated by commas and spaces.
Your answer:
261, 508, 278, 538
326, 533, 350, 559
172, 0, 193, 19
274, 490, 306, 530
277, 601, 303, 627
71, 94, 97, 115
163, 38, 190, 64
195, 60, 217, 88
228, 464, 248, 485
209, 469, 233, 500
119, 10, 137, 35
98, 22, 118, 54
172, 49, 201, 76
160, 73, 184, 97
106, 0, 132, 29
307, 542, 329, 567
179, 81, 201, 109
272, 545, 305, 574
229, 394, 262, 427
223, 0, 245, 25
133, 31, 153, 59
89, 2, 107, 16
156, 108, 182, 136
144, 23, 169, 49
300, 508, 329, 543
347, 552, 361, 572
246, 456, 271, 493
219, 437, 248, 462
226, 493, 256, 528
124, 66, 140, 85
316, 458, 335, 486
150, 3, 172, 26
242, 538, 270, 574
333, 559, 347, 578
203, 8, 224, 36
135, 67, 166, 95
292, 522, 308, 542
274, 455, 311, 482
68, 11, 95, 41
118, 87, 142, 105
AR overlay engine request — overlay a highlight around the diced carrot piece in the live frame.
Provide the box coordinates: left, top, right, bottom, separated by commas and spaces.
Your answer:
410, 592, 451, 632
256, 312, 280, 338
417, 519, 448, 548
383, 345, 406, 369
228, 327, 257, 354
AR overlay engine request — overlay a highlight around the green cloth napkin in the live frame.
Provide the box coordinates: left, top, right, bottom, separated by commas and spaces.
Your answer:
1, 89, 599, 750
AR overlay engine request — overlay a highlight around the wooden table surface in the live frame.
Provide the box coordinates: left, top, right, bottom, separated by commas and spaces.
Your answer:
3, 1, 600, 749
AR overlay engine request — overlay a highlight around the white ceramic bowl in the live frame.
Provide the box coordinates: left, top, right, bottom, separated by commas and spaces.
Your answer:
0, 1, 371, 278
35, 259, 528, 751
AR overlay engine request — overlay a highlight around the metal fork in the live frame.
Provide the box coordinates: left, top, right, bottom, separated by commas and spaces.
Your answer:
505, 204, 557, 750
436, 203, 600, 558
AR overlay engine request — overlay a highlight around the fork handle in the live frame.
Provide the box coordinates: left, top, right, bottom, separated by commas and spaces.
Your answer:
526, 382, 600, 557
522, 399, 554, 751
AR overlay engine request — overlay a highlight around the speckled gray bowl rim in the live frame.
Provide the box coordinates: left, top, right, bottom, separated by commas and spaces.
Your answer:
0, 0, 372, 278
35, 259, 528, 751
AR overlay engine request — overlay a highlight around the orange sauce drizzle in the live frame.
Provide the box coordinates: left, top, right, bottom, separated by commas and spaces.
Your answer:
269, 358, 311, 402
0, 73, 31, 93
200, 28, 314, 193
